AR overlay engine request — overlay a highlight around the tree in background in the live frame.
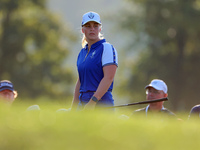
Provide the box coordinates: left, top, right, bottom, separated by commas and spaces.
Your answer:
115, 0, 200, 111
0, 0, 77, 99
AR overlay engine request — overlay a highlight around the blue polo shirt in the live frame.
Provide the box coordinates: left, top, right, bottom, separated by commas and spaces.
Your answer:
77, 39, 118, 105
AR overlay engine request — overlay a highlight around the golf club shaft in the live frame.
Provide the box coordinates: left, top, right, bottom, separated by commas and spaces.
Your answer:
107, 97, 168, 108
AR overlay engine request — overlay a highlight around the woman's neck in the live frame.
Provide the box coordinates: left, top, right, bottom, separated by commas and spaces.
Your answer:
87, 38, 101, 50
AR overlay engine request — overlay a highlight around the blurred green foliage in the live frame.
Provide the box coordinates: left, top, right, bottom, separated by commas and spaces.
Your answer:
115, 0, 200, 111
0, 102, 200, 150
0, 0, 77, 99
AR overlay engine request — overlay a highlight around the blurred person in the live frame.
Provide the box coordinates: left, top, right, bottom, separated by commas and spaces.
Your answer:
56, 108, 71, 113
130, 79, 176, 118
0, 80, 18, 105
26, 104, 41, 111
188, 104, 200, 119
71, 11, 118, 111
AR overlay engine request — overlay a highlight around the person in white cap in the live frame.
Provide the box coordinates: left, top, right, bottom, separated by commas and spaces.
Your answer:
71, 11, 118, 111
131, 79, 176, 117
0, 80, 18, 105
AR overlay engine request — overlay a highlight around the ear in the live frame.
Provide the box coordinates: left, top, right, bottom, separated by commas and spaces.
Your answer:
164, 93, 168, 98
82, 28, 84, 33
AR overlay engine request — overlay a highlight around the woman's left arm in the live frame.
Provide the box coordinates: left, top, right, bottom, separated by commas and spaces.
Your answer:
84, 64, 117, 110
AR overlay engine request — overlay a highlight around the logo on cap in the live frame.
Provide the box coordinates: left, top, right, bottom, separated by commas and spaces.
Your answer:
0, 81, 14, 91
88, 12, 94, 19
0, 82, 12, 88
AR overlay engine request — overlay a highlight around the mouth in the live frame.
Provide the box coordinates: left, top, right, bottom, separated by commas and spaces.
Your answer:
148, 97, 155, 100
89, 33, 95, 36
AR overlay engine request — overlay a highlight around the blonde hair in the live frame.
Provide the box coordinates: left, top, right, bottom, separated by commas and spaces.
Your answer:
81, 35, 87, 48
81, 26, 104, 48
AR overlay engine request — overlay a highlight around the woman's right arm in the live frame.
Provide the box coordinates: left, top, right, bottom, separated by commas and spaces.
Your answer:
71, 78, 80, 111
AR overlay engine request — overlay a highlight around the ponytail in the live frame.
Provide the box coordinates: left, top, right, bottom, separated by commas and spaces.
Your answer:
81, 35, 87, 48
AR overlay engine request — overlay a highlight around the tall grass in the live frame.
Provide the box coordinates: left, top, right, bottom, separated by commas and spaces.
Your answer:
0, 102, 200, 150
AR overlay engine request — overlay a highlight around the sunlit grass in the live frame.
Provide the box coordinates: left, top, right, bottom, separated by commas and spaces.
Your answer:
0, 102, 200, 150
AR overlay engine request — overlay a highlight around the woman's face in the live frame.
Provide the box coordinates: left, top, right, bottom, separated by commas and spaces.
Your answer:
82, 21, 101, 42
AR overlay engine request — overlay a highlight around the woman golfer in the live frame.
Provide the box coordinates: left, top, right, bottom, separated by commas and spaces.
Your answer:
71, 11, 118, 110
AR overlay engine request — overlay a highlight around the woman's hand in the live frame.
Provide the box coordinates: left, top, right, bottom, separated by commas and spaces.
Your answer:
83, 99, 97, 111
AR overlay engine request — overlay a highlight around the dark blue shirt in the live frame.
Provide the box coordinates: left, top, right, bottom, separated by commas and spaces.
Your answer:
77, 39, 118, 93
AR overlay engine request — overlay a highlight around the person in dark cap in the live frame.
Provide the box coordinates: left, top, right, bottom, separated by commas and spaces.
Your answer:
0, 80, 18, 105
188, 104, 200, 120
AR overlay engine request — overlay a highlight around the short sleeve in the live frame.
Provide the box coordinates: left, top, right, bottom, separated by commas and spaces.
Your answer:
102, 43, 118, 67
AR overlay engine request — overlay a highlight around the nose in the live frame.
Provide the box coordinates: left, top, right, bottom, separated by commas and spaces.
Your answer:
4, 93, 9, 98
147, 92, 155, 100
147, 92, 154, 96
2, 92, 11, 98
90, 26, 95, 30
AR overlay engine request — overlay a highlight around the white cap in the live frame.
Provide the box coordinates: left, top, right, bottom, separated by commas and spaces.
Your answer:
145, 79, 168, 93
82, 11, 101, 26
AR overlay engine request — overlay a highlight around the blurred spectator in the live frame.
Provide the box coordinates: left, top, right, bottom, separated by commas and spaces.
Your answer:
188, 104, 200, 119
130, 79, 176, 118
0, 80, 18, 105
26, 105, 41, 111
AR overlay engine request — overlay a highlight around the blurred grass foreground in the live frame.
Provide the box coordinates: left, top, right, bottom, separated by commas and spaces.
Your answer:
0, 103, 200, 150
